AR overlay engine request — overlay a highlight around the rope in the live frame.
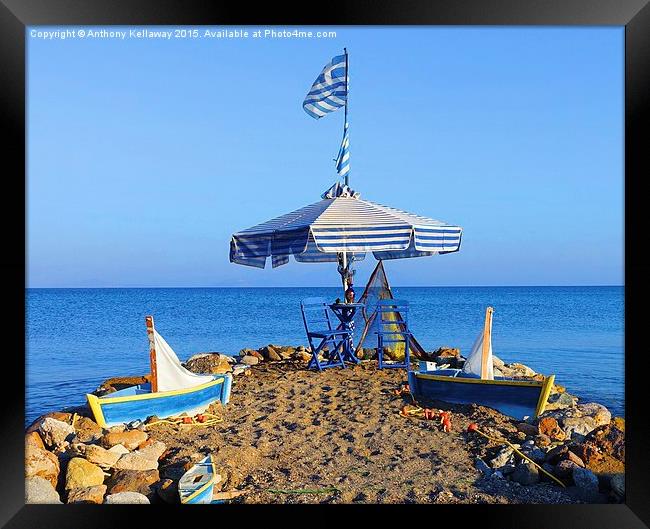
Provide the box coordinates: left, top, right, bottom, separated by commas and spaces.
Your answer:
466, 423, 566, 488
144, 412, 224, 429
394, 384, 452, 432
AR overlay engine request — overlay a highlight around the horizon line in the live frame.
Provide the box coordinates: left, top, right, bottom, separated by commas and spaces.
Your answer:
25, 284, 625, 289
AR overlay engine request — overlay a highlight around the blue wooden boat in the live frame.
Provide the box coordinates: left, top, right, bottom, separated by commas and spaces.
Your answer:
179, 455, 220, 504
86, 316, 233, 428
407, 307, 555, 420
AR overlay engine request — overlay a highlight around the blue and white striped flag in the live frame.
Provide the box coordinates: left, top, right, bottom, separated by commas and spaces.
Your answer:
303, 54, 347, 119
335, 122, 350, 179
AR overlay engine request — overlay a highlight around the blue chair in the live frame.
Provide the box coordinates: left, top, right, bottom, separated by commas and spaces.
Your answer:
375, 299, 412, 369
300, 297, 350, 371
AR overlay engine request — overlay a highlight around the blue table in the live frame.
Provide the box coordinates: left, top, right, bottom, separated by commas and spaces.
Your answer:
328, 302, 364, 364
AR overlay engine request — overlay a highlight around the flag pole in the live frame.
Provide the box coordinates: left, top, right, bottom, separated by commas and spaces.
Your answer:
343, 47, 349, 188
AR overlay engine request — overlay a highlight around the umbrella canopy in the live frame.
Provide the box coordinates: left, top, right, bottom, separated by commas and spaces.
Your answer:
230, 184, 462, 272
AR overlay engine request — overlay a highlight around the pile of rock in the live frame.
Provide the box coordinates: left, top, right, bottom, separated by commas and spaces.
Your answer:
25, 412, 170, 504
474, 398, 624, 502
183, 345, 313, 378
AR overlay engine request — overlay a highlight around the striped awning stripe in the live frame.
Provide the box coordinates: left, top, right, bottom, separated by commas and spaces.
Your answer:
230, 193, 462, 269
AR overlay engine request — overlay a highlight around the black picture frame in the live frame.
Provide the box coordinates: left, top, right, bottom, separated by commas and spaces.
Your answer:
3, 0, 648, 526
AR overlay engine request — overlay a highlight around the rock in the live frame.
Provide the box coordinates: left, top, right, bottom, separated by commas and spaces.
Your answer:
566, 450, 585, 468
610, 474, 624, 498
554, 459, 580, 479
541, 463, 555, 480
104, 491, 150, 504
72, 416, 103, 443
25, 476, 62, 504
65, 457, 105, 490
232, 364, 250, 376
101, 430, 148, 450
113, 453, 158, 471
26, 412, 73, 434
108, 444, 130, 456
252, 349, 266, 360
155, 478, 178, 504
544, 403, 611, 439
108, 424, 126, 434
69, 443, 120, 468
135, 440, 167, 462
293, 350, 312, 362
522, 447, 546, 464
95, 376, 149, 397
474, 458, 492, 476
492, 355, 505, 368
500, 463, 516, 475
433, 346, 460, 358
184, 353, 232, 374
612, 417, 625, 432
573, 467, 600, 499
545, 444, 569, 464
490, 470, 504, 480
38, 417, 76, 449
66, 485, 107, 504
25, 432, 60, 488
497, 365, 516, 377
545, 392, 578, 411
535, 434, 551, 448
538, 417, 566, 441
511, 461, 539, 485
240, 355, 259, 366
576, 421, 625, 465
259, 345, 282, 362
490, 447, 514, 468
584, 454, 625, 482
106, 469, 159, 499
507, 363, 536, 377
516, 422, 538, 436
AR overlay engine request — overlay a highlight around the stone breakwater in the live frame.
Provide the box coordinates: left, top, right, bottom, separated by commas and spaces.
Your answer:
25, 344, 624, 504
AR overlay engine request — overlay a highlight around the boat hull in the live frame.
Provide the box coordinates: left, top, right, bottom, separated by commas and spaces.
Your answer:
179, 455, 218, 504
407, 371, 554, 420
86, 374, 233, 428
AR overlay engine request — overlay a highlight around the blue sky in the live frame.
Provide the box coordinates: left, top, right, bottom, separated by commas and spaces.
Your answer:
27, 26, 624, 287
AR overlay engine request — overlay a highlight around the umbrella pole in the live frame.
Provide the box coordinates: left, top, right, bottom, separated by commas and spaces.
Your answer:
341, 251, 348, 292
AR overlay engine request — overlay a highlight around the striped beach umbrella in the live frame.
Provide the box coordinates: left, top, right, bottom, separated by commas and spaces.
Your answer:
229, 183, 462, 289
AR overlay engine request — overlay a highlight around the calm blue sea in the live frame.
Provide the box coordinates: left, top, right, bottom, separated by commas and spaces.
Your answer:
25, 286, 624, 425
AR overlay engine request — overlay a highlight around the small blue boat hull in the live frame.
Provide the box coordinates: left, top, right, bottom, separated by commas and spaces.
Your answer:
179, 455, 218, 504
407, 371, 554, 420
87, 374, 233, 428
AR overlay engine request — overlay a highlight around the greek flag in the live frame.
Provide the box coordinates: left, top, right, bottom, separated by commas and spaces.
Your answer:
335, 122, 350, 179
303, 54, 347, 119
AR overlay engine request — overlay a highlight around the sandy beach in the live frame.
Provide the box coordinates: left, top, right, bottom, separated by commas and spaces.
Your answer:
145, 361, 574, 504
